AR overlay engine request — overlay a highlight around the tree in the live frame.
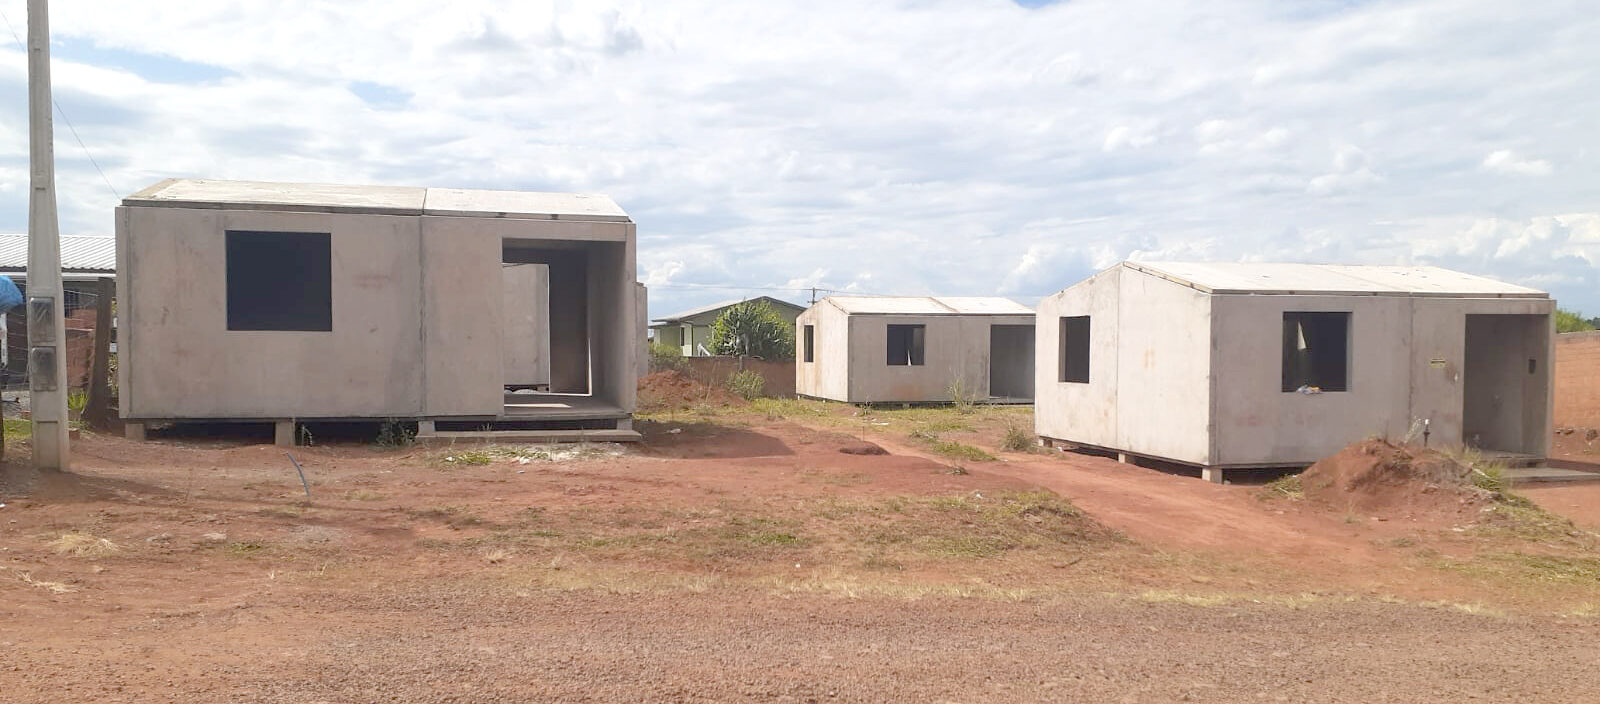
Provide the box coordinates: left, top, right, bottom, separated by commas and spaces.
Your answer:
710, 300, 795, 360
1556, 308, 1597, 333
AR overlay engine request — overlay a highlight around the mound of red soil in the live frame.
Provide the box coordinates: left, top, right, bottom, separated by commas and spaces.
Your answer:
637, 370, 746, 412
838, 441, 889, 456
1298, 439, 1493, 521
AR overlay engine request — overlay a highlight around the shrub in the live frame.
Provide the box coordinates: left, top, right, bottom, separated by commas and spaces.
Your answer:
1000, 425, 1033, 452
726, 369, 765, 400
649, 341, 687, 373
374, 419, 417, 448
710, 300, 795, 360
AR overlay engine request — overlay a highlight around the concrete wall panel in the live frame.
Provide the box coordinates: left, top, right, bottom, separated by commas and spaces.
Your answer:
501, 263, 551, 387
1035, 266, 1122, 451
121, 206, 424, 419
1113, 271, 1212, 465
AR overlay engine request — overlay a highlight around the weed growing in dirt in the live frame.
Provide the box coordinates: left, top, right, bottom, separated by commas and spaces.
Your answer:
48, 532, 121, 558
947, 378, 978, 414
1261, 474, 1304, 501
725, 369, 766, 400
1000, 425, 1034, 452
226, 541, 268, 556
440, 449, 495, 467
345, 490, 387, 502
374, 419, 417, 448
909, 429, 995, 462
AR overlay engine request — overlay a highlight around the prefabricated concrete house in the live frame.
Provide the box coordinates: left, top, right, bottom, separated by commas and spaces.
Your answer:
116, 179, 645, 443
1036, 261, 1553, 482
795, 296, 1035, 404
650, 295, 805, 357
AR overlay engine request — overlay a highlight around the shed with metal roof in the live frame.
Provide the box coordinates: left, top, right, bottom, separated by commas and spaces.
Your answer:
1035, 261, 1555, 482
795, 295, 1035, 403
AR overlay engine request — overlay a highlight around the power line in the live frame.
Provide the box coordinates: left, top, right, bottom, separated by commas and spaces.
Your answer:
0, 6, 123, 202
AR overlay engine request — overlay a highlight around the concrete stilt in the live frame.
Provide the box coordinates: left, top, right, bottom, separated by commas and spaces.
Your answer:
124, 422, 146, 441
1117, 452, 1131, 464
416, 420, 436, 438
615, 417, 633, 431
1201, 467, 1226, 484
1038, 437, 1054, 449
274, 420, 296, 447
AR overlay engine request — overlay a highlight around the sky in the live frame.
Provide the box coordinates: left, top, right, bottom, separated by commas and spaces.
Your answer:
0, 0, 1596, 317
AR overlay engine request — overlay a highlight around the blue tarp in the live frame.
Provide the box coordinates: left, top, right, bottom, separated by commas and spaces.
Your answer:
0, 276, 20, 314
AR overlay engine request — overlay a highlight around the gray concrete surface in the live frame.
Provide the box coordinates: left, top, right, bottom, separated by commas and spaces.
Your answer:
1037, 261, 1555, 470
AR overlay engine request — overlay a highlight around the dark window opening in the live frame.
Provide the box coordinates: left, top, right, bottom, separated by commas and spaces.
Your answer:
1282, 312, 1349, 392
1059, 316, 1090, 383
886, 324, 924, 366
803, 325, 815, 363
226, 230, 332, 331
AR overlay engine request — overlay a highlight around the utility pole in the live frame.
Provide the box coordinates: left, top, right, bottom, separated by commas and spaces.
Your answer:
27, 0, 70, 470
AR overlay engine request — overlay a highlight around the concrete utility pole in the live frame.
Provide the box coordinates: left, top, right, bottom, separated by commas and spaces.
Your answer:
27, 0, 70, 469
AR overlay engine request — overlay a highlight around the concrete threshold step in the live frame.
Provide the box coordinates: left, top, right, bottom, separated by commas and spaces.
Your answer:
416, 429, 642, 444
1505, 466, 1600, 485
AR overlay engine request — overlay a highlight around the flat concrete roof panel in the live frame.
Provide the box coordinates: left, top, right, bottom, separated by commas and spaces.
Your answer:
826, 295, 1032, 315
124, 179, 427, 214
422, 188, 630, 222
122, 179, 630, 221
932, 296, 1034, 314
1128, 261, 1547, 298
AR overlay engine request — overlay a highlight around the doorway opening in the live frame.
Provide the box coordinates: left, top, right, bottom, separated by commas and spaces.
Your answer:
989, 324, 1035, 400
1462, 313, 1549, 456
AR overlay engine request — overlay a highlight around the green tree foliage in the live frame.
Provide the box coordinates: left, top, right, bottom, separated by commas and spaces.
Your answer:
710, 300, 795, 360
1556, 308, 1597, 333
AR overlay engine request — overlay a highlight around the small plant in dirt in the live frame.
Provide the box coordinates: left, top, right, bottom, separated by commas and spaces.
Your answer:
909, 429, 995, 462
440, 449, 494, 466
226, 541, 268, 556
946, 378, 978, 414
374, 419, 417, 448
1000, 425, 1033, 452
1261, 474, 1304, 501
409, 505, 486, 528
725, 369, 765, 400
344, 490, 387, 502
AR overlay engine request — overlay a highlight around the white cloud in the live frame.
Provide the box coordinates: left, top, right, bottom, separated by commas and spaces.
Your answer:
1481, 149, 1553, 177
0, 0, 1596, 314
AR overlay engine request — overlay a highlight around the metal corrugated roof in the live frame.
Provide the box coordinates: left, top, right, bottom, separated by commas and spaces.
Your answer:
123, 178, 631, 222
651, 296, 805, 325
825, 296, 1033, 315
0, 233, 116, 272
1126, 262, 1547, 298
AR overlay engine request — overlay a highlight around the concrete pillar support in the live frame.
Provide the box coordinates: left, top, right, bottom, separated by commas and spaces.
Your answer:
124, 422, 146, 442
416, 420, 436, 438
275, 420, 296, 447
1202, 467, 1226, 484
1117, 452, 1131, 464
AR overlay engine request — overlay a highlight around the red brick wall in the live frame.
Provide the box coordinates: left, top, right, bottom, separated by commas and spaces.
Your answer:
679, 357, 795, 398
1555, 331, 1600, 429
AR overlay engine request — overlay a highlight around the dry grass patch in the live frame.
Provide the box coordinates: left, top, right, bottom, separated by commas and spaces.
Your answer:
48, 532, 121, 558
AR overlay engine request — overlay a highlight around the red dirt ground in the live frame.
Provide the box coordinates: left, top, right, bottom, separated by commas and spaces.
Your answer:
636, 370, 745, 411
1296, 439, 1492, 522
1, 414, 1598, 702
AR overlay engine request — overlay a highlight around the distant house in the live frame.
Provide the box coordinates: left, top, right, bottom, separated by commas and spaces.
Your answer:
0, 233, 117, 384
795, 296, 1036, 404
650, 296, 805, 357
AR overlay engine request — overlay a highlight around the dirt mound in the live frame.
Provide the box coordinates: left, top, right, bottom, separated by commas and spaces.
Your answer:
839, 441, 888, 456
1298, 439, 1493, 520
637, 370, 745, 412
